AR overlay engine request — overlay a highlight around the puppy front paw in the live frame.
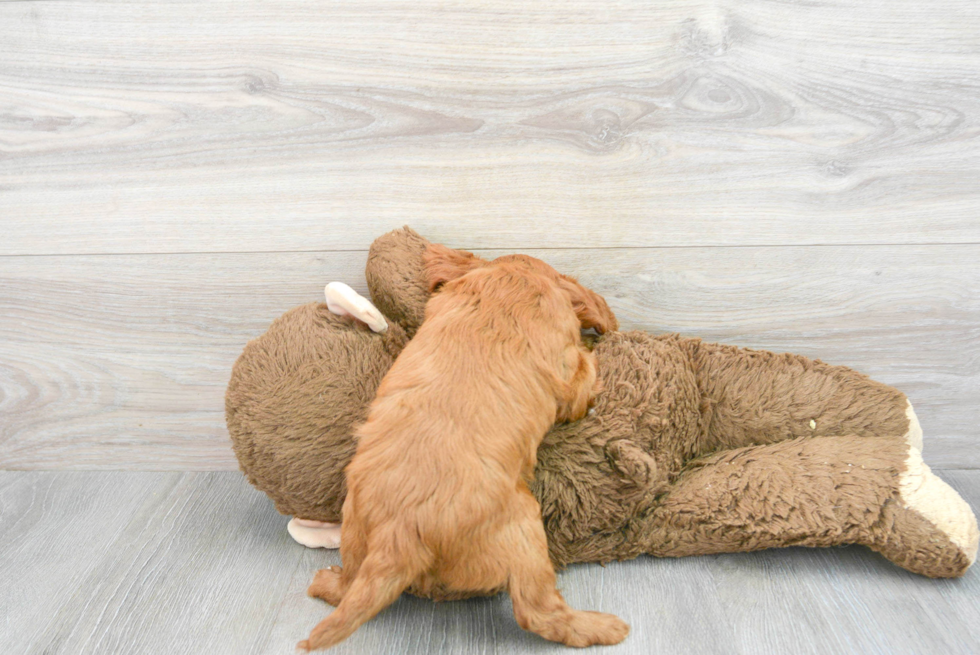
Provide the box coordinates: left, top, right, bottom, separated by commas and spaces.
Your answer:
556, 348, 598, 423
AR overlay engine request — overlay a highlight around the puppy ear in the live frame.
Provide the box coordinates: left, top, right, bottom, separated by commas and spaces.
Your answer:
422, 243, 488, 292
558, 276, 619, 334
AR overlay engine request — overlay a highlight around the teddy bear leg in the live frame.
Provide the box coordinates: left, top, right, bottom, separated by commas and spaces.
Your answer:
287, 518, 342, 549
640, 436, 977, 577
877, 445, 978, 576
683, 339, 921, 454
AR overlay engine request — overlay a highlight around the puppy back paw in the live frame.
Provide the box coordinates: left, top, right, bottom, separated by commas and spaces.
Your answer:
552, 610, 629, 648
308, 566, 346, 606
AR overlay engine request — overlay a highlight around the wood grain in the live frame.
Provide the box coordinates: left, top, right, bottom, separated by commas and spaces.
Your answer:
3, 2, 978, 651
2, 0, 980, 254
1, 471, 978, 654
0, 471, 302, 655
0, 251, 368, 470
1, 245, 977, 470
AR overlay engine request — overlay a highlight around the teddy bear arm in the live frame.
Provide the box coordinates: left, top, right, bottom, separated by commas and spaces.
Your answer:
682, 339, 921, 455
604, 440, 669, 496
634, 435, 977, 577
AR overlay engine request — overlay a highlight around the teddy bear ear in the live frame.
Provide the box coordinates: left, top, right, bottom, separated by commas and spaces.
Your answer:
422, 243, 488, 292
557, 275, 619, 334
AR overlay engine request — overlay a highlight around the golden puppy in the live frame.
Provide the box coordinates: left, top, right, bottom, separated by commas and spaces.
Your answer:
298, 245, 625, 651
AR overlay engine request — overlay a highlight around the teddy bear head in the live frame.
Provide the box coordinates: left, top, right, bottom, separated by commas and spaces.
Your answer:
364, 226, 434, 337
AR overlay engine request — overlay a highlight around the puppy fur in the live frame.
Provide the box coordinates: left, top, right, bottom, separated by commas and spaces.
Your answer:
298, 245, 626, 651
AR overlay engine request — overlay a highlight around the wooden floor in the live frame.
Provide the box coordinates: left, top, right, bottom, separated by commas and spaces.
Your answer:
2, 470, 979, 655
2, 1, 979, 653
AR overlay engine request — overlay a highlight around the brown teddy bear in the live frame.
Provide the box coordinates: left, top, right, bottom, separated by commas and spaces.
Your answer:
226, 228, 978, 580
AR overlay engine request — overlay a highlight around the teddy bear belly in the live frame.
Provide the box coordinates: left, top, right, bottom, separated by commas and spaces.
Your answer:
532, 331, 704, 566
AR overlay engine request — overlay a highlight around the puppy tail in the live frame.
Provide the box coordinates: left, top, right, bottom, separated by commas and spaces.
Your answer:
298, 547, 424, 651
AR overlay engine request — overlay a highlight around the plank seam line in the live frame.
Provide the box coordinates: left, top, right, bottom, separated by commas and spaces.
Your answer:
3, 242, 980, 258
1, 467, 977, 473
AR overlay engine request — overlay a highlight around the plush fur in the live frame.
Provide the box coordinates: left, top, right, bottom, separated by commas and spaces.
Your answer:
226, 303, 408, 522
298, 252, 626, 651
226, 227, 979, 588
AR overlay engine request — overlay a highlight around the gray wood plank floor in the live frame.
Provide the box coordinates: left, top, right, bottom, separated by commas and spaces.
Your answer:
1, 470, 978, 655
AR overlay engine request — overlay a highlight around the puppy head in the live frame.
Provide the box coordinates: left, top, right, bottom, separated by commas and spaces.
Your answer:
423, 243, 489, 292
491, 255, 619, 335
425, 248, 618, 334
556, 274, 619, 335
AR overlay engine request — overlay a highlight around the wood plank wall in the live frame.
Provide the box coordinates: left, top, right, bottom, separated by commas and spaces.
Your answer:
2, 0, 978, 469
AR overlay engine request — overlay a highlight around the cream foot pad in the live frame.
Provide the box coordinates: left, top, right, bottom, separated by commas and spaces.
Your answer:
900, 446, 979, 566
288, 518, 342, 549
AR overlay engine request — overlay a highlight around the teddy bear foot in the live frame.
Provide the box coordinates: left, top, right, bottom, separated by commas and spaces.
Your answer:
873, 446, 978, 578
287, 518, 342, 549
904, 400, 923, 452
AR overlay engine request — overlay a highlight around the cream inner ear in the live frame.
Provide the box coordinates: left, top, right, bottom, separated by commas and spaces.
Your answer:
324, 282, 388, 333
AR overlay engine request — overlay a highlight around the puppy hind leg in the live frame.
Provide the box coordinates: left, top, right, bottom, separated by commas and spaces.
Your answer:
504, 492, 628, 647
307, 566, 345, 607
298, 546, 424, 652
308, 517, 368, 606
